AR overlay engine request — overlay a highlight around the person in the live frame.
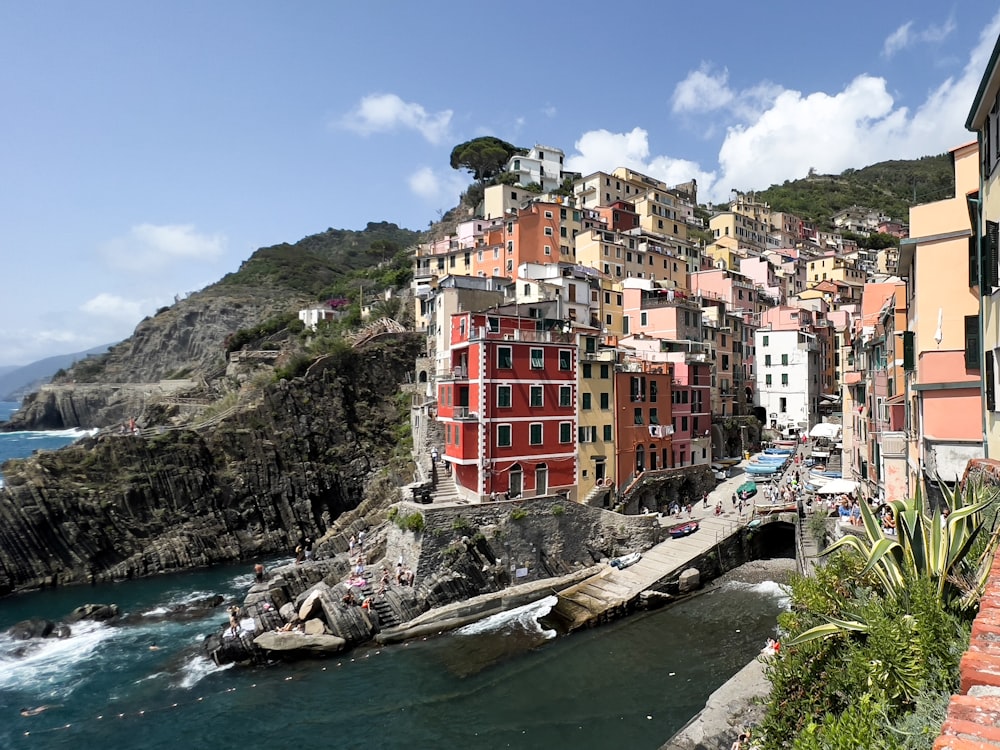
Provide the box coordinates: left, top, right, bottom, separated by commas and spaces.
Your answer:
702, 492, 709, 509
715, 502, 723, 516
149, 642, 161, 651
303, 536, 314, 561
254, 562, 265, 583
349, 534, 356, 555
228, 606, 241, 637
294, 544, 304, 564
20, 705, 54, 717
685, 503, 693, 519
430, 447, 439, 465
361, 596, 373, 611
490, 491, 497, 502
354, 555, 366, 576
358, 529, 366, 550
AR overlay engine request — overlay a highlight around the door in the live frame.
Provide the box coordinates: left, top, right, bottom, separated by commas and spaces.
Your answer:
509, 464, 523, 498
535, 464, 548, 496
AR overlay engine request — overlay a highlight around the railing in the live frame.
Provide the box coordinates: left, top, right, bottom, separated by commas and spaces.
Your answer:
453, 406, 478, 420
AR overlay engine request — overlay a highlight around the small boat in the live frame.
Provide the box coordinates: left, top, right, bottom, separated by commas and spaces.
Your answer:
764, 448, 793, 455
737, 481, 758, 498
746, 464, 781, 475
669, 521, 699, 538
609, 552, 642, 569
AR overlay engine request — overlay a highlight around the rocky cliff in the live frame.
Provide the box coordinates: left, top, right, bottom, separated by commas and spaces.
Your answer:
5, 287, 310, 430
0, 335, 421, 596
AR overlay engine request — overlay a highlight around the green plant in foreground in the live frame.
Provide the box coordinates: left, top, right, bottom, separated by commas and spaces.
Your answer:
551, 504, 565, 516
393, 511, 424, 533
510, 508, 527, 521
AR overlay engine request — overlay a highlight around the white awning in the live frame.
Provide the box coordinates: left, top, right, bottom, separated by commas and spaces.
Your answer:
815, 478, 859, 495
810, 423, 842, 439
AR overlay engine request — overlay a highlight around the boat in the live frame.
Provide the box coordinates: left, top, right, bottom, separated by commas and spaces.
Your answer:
609, 552, 642, 569
668, 521, 699, 538
752, 455, 788, 464
737, 481, 758, 498
764, 448, 793, 455
746, 463, 781, 475
717, 457, 743, 468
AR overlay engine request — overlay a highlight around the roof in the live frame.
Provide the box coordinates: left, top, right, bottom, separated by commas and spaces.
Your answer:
967, 32, 1000, 130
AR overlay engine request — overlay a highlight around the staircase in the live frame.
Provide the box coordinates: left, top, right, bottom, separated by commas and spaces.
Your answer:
429, 465, 466, 504
356, 570, 401, 629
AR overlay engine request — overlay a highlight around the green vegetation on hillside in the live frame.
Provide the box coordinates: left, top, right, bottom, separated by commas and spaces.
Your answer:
754, 154, 954, 227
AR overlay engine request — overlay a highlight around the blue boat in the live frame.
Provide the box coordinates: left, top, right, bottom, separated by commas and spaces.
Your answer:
746, 463, 781, 475
764, 448, 793, 455
752, 455, 788, 464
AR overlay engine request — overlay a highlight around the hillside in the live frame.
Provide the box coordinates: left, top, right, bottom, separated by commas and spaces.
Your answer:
0, 345, 113, 401
752, 154, 954, 227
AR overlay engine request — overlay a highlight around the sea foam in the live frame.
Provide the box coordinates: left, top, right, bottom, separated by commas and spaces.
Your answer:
456, 594, 558, 639
175, 654, 232, 689
0, 620, 117, 697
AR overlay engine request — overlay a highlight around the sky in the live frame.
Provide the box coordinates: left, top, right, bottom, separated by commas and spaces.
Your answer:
1, 1, 997, 367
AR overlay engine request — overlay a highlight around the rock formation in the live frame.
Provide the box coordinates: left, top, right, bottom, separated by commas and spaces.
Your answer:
0, 337, 421, 595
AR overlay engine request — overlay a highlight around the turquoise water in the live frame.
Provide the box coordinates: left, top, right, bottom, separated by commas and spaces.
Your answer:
0, 401, 87, 482
0, 562, 787, 750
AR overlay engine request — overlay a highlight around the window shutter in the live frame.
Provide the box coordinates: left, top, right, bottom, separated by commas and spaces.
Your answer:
985, 221, 1000, 289
965, 315, 981, 370
902, 331, 915, 371
970, 235, 980, 287
987, 351, 996, 412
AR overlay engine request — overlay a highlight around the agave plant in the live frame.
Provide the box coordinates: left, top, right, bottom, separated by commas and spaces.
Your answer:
788, 477, 1000, 647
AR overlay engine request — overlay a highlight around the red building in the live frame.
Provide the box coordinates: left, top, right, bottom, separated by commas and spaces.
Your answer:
614, 359, 674, 487
437, 310, 578, 501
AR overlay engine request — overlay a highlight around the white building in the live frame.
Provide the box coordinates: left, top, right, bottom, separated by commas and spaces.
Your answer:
298, 304, 337, 331
754, 328, 822, 435
505, 145, 565, 192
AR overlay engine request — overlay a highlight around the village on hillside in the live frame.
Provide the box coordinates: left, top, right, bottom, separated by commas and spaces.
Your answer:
294, 135, 988, 516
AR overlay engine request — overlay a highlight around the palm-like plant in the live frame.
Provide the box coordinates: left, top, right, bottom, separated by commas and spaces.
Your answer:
788, 478, 1000, 646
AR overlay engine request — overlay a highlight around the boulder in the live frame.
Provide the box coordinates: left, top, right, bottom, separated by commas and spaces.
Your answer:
8, 618, 57, 640
316, 587, 376, 644
678, 568, 701, 594
66, 603, 119, 623
298, 589, 324, 621
303, 618, 327, 636
279, 602, 297, 622
253, 631, 346, 654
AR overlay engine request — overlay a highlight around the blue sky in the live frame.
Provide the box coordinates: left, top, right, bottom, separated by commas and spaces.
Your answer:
0, 1, 996, 366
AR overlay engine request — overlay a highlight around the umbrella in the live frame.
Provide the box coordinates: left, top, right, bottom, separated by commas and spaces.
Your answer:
737, 481, 758, 498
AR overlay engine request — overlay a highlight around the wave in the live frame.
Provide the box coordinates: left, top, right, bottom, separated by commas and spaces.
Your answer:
0, 620, 117, 697
174, 654, 232, 689
7, 427, 97, 440
722, 580, 791, 608
456, 595, 558, 640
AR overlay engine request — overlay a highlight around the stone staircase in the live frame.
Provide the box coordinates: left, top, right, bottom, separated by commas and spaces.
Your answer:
355, 569, 401, 629
429, 465, 465, 504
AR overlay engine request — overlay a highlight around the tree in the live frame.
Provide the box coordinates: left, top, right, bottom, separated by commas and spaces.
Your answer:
449, 137, 524, 184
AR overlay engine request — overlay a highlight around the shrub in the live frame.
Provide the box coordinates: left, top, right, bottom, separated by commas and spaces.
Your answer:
393, 511, 424, 533
386, 506, 399, 521
551, 504, 565, 516
510, 508, 528, 521
451, 516, 473, 533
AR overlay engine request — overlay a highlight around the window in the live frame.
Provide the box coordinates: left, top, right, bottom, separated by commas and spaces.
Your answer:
640, 311, 647, 327
559, 385, 572, 407
498, 346, 512, 369
559, 350, 572, 370
681, 416, 688, 431
765, 354, 772, 366
781, 353, 789, 366
497, 385, 512, 408
544, 227, 553, 236
966, 315, 981, 369
559, 422, 572, 443
582, 392, 591, 409
634, 408, 644, 425
600, 364, 610, 379
763, 335, 769, 346
582, 363, 592, 378
765, 374, 772, 386
650, 381, 657, 402
530, 385, 543, 407
987, 351, 996, 411
497, 425, 512, 447
781, 373, 789, 386
649, 408, 659, 425
600, 392, 610, 409
529, 423, 543, 445
530, 348, 544, 369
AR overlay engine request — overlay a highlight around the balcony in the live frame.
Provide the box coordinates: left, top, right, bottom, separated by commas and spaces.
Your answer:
453, 406, 479, 420
438, 365, 468, 381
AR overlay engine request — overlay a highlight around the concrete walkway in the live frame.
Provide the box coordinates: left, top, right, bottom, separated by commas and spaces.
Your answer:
549, 449, 808, 632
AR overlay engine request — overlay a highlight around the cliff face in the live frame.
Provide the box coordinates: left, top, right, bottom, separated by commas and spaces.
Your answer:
0, 336, 420, 596
6, 287, 310, 430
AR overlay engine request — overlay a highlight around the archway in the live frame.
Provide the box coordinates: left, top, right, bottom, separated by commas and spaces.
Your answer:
418, 370, 428, 383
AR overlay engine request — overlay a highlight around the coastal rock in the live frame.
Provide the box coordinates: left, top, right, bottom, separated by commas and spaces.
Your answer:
317, 587, 376, 644
678, 568, 700, 593
65, 603, 120, 623
8, 618, 57, 640
279, 602, 296, 622
303, 618, 326, 636
253, 631, 346, 654
298, 590, 323, 621
0, 338, 422, 596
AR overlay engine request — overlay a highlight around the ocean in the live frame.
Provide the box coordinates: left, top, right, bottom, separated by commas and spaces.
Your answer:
0, 401, 91, 484
0, 401, 788, 749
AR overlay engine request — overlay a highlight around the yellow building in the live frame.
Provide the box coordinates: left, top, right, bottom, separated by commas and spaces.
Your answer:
577, 334, 617, 505
709, 211, 769, 251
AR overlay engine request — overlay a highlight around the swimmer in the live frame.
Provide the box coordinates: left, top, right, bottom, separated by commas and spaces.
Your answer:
149, 643, 161, 651
20, 705, 55, 717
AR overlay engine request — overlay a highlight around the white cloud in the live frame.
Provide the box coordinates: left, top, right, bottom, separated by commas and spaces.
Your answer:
80, 293, 144, 322
883, 16, 956, 58
407, 166, 468, 204
542, 105, 557, 118
566, 11, 1000, 205
672, 65, 734, 113
100, 224, 227, 273
340, 93, 452, 144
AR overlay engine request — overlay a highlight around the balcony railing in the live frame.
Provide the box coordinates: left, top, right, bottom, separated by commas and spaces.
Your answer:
453, 406, 478, 420
438, 365, 468, 380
